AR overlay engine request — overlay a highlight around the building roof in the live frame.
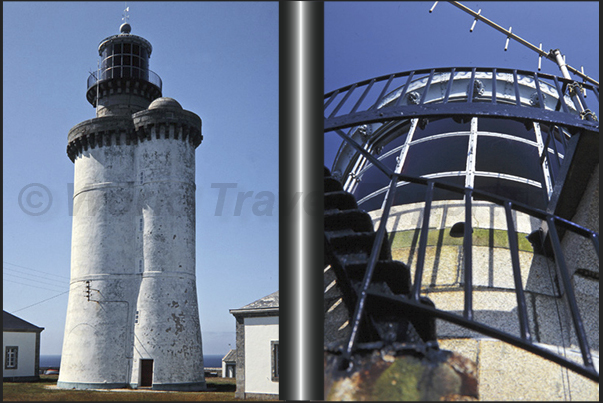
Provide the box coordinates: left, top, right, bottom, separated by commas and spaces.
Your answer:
229, 291, 279, 317
3, 311, 44, 332
222, 349, 237, 362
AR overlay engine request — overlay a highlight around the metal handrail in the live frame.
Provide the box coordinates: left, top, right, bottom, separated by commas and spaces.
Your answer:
87, 67, 162, 92
325, 67, 599, 134
327, 100, 599, 383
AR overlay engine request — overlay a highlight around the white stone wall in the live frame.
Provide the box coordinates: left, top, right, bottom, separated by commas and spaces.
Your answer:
60, 107, 204, 390
244, 316, 279, 395
3, 332, 37, 378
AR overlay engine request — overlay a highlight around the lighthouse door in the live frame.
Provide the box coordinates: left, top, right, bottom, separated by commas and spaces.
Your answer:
140, 359, 154, 387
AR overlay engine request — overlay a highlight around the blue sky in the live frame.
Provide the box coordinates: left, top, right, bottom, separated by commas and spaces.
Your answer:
3, 1, 278, 356
325, 1, 599, 167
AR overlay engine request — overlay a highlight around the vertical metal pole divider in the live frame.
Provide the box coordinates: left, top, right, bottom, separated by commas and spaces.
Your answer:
280, 1, 324, 400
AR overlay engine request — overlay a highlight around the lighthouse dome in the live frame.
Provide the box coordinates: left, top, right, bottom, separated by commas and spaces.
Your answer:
148, 97, 183, 111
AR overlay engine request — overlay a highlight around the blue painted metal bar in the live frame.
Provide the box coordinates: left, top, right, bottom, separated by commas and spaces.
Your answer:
443, 68, 456, 104
324, 89, 340, 112
394, 71, 415, 108
463, 188, 473, 320
549, 126, 562, 167
350, 79, 376, 114
591, 232, 599, 258
371, 74, 395, 110
364, 289, 599, 382
411, 181, 435, 301
419, 69, 436, 105
324, 101, 599, 134
551, 76, 570, 113
504, 201, 532, 341
333, 129, 394, 179
329, 83, 358, 118
546, 215, 595, 370
344, 173, 400, 359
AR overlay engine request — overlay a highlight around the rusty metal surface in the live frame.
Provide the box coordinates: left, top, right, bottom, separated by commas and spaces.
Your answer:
324, 348, 478, 401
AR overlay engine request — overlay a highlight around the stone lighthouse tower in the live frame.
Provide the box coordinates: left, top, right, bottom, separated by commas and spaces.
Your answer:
58, 21, 206, 391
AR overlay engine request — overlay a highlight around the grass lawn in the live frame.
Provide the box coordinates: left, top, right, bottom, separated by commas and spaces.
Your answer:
2, 375, 254, 401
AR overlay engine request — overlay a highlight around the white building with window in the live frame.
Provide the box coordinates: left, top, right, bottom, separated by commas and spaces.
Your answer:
230, 291, 279, 400
3, 311, 44, 382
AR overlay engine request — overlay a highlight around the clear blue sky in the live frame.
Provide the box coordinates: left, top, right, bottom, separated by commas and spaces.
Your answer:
325, 1, 599, 167
3, 1, 278, 356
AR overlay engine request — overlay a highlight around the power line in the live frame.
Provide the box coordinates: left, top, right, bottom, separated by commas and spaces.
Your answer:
3, 267, 69, 287
12, 290, 70, 314
3, 261, 70, 280
3, 278, 67, 293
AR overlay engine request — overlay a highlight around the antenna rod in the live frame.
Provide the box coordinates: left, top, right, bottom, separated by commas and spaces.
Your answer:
446, 1, 599, 87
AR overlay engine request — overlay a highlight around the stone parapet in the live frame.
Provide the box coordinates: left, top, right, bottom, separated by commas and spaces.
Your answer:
67, 106, 202, 162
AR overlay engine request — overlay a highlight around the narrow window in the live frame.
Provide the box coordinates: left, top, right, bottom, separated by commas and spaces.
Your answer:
5, 347, 18, 370
271, 341, 279, 381
139, 218, 143, 231
139, 259, 143, 272
140, 171, 144, 185
135, 311, 139, 324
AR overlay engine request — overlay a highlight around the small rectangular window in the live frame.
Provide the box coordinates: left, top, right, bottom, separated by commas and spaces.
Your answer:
113, 43, 122, 54
140, 171, 144, 184
5, 347, 18, 370
123, 43, 131, 54
139, 260, 143, 271
133, 44, 140, 56
271, 341, 279, 382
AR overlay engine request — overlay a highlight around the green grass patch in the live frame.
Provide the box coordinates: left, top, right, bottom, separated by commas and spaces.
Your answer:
390, 228, 533, 252
2, 375, 258, 401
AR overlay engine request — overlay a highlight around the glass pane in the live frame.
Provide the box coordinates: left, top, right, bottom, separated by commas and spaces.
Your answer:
478, 117, 536, 142
132, 56, 140, 68
474, 177, 546, 209
475, 136, 541, 181
358, 192, 385, 212
413, 117, 471, 141
403, 136, 469, 176
123, 55, 131, 66
113, 43, 122, 54
133, 44, 140, 56
355, 162, 391, 201
123, 43, 131, 54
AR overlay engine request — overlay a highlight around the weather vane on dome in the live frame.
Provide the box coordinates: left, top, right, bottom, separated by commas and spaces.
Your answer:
122, 3, 130, 24
120, 3, 131, 34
